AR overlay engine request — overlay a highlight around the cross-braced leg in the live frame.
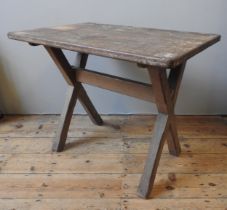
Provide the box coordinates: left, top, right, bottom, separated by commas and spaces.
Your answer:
53, 85, 80, 152
78, 84, 103, 125
138, 65, 184, 198
45, 47, 78, 152
138, 113, 169, 198
45, 47, 102, 152
77, 53, 103, 125
166, 62, 186, 156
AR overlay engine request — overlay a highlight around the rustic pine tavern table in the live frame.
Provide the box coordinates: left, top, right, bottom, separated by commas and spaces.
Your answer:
8, 23, 220, 199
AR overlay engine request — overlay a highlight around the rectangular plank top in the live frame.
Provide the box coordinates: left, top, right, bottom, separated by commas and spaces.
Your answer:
8, 23, 220, 68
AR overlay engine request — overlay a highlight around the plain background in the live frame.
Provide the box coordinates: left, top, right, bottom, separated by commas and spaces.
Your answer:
0, 0, 226, 115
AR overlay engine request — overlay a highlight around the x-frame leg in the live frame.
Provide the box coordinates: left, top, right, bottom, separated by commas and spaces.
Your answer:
45, 47, 103, 152
166, 63, 186, 156
138, 63, 186, 198
77, 53, 103, 126
45, 45, 186, 198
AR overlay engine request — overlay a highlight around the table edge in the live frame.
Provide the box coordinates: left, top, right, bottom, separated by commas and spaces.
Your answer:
7, 31, 221, 69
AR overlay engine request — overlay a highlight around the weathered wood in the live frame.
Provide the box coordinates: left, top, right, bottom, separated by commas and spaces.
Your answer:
52, 86, 79, 152
45, 47, 79, 152
1, 114, 227, 145
168, 62, 187, 105
46, 49, 103, 151
138, 66, 183, 198
45, 47, 75, 86
1, 198, 225, 210
137, 114, 169, 198
1, 153, 227, 174
77, 53, 103, 125
0, 199, 122, 210
78, 84, 103, 125
149, 67, 172, 113
0, 173, 227, 199
75, 68, 154, 102
8, 23, 220, 68
0, 115, 227, 208
167, 117, 181, 155
1, 114, 222, 127
7, 22, 221, 200
1, 137, 227, 154
1, 115, 227, 138
149, 67, 181, 156
167, 63, 187, 155
125, 199, 227, 210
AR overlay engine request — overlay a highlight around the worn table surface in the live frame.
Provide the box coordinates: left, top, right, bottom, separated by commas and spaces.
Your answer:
8, 23, 220, 68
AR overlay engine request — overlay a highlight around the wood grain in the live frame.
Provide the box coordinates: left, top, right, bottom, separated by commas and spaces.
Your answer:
0, 173, 227, 199
52, 85, 79, 152
75, 68, 154, 102
1, 137, 227, 154
46, 48, 103, 151
1, 199, 226, 210
77, 53, 103, 125
136, 66, 182, 198
0, 115, 227, 138
78, 84, 103, 125
45, 47, 79, 152
45, 47, 75, 86
0, 115, 227, 209
7, 23, 221, 201
137, 114, 169, 198
8, 23, 220, 68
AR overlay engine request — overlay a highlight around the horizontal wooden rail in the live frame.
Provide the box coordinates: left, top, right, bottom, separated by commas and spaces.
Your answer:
74, 68, 154, 102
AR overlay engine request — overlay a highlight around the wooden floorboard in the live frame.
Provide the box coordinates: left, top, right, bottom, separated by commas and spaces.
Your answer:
0, 115, 227, 210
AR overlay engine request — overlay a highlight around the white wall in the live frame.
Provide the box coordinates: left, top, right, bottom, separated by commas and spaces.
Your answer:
0, 0, 226, 114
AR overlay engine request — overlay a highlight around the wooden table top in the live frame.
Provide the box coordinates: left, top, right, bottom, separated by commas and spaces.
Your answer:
8, 23, 220, 68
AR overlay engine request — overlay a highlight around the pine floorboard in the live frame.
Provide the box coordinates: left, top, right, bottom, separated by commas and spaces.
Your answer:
0, 115, 227, 210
